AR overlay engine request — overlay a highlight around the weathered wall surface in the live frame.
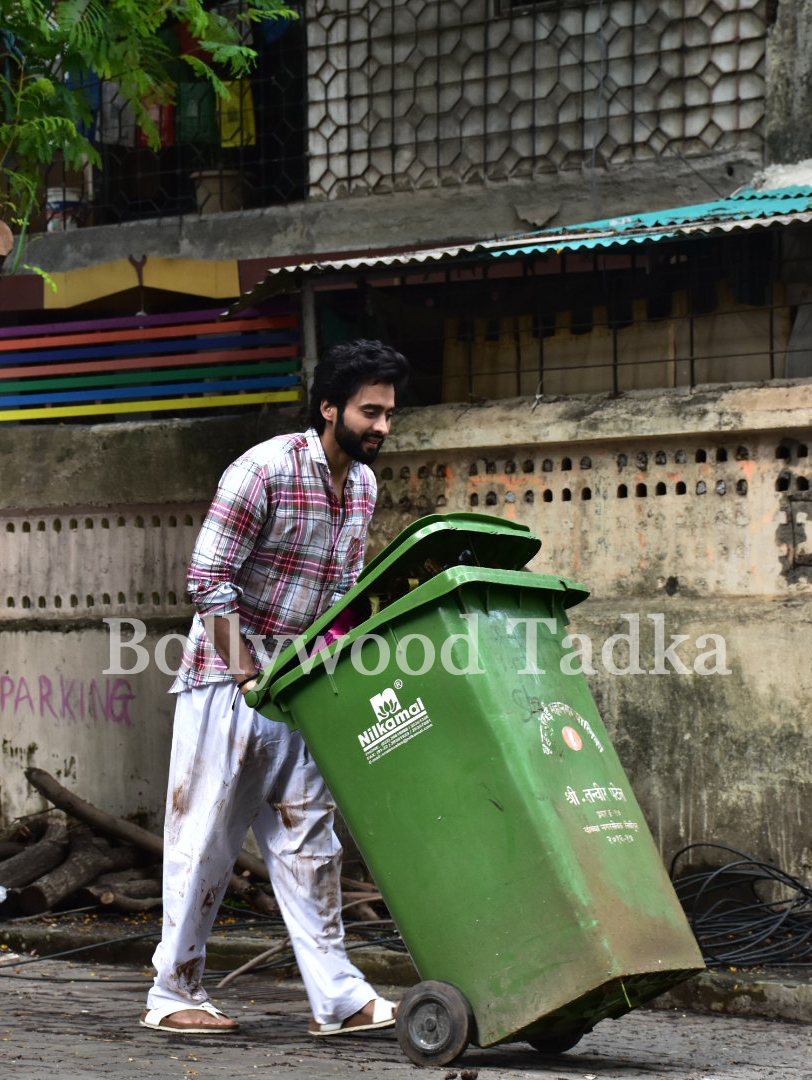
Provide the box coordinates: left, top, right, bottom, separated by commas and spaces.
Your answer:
2, 383, 811, 879
765, 0, 812, 163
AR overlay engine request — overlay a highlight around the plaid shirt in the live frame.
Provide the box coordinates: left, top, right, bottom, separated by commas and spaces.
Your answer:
171, 428, 376, 691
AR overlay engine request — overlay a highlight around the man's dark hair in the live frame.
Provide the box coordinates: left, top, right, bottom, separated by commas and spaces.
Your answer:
308, 339, 409, 433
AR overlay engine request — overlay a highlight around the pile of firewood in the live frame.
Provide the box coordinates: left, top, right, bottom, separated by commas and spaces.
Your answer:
0, 768, 385, 923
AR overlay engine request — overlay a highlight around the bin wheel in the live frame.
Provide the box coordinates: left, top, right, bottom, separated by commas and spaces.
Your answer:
395, 980, 473, 1067
526, 1031, 584, 1055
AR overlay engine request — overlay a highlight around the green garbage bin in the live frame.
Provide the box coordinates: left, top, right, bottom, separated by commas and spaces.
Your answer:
247, 514, 703, 1066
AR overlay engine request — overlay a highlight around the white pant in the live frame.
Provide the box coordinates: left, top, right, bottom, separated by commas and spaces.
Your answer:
146, 682, 375, 1024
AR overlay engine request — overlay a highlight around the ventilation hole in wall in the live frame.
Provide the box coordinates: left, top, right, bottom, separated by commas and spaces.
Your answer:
37, 596, 47, 608
776, 476, 790, 492
134, 515, 143, 528
505, 460, 516, 474
737, 479, 748, 495
436, 494, 447, 507
417, 466, 429, 479
799, 445, 809, 458
101, 518, 110, 529
485, 460, 497, 474
38, 521, 46, 532
580, 457, 592, 470
6, 597, 14, 608
5, 523, 13, 532
524, 490, 535, 504
70, 594, 79, 608
485, 492, 498, 506
697, 481, 707, 495
469, 463, 478, 476
398, 496, 413, 512
581, 488, 592, 500
379, 490, 393, 510
151, 515, 160, 527
736, 446, 750, 460
381, 467, 393, 480
470, 493, 479, 506
636, 452, 648, 470
505, 491, 516, 503
675, 450, 687, 464
152, 591, 161, 605
136, 592, 145, 605
84, 518, 93, 529
184, 515, 194, 526
416, 495, 431, 512
562, 488, 572, 502
636, 484, 647, 497
676, 481, 687, 495
117, 516, 126, 527
522, 460, 535, 473
543, 490, 554, 503
656, 482, 667, 495
797, 477, 810, 491
616, 454, 628, 468
400, 467, 411, 479
102, 593, 111, 605
117, 592, 126, 604
561, 457, 572, 471
54, 595, 62, 608
542, 459, 553, 472
53, 519, 62, 533
716, 480, 727, 495
168, 591, 177, 605
436, 464, 447, 478
776, 445, 790, 459
696, 450, 707, 463
86, 594, 94, 607
22, 596, 31, 609
618, 484, 628, 498
716, 448, 728, 463
22, 521, 31, 533
655, 451, 667, 466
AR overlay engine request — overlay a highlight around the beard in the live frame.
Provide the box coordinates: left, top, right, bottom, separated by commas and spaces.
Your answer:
334, 410, 384, 465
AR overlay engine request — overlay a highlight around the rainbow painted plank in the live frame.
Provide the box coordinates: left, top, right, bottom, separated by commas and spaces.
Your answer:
0, 306, 302, 422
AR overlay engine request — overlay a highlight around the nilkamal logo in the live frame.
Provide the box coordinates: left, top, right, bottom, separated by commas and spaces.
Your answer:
359, 687, 433, 763
369, 688, 402, 722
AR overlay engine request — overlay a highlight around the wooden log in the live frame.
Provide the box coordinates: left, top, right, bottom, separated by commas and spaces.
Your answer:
23, 767, 269, 880
0, 842, 25, 860
0, 813, 47, 846
105, 877, 162, 899
19, 829, 140, 915
74, 883, 161, 913
95, 867, 159, 887
0, 818, 69, 889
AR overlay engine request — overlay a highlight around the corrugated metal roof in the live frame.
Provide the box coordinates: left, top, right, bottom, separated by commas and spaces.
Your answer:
229, 185, 812, 307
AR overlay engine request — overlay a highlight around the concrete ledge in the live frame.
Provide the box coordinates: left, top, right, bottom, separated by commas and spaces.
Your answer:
0, 921, 419, 986
650, 968, 812, 1024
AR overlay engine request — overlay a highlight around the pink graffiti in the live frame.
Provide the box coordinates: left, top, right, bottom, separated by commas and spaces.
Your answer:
0, 675, 135, 726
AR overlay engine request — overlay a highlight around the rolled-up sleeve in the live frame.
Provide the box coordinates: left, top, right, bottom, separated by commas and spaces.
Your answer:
187, 458, 270, 616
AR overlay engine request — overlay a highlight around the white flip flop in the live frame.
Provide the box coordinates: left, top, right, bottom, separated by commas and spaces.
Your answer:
139, 1000, 240, 1034
309, 997, 397, 1036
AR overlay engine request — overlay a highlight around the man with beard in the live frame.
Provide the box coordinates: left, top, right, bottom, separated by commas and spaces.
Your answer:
141, 339, 409, 1036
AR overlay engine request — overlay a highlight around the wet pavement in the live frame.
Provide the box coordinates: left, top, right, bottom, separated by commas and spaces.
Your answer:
1, 954, 810, 1080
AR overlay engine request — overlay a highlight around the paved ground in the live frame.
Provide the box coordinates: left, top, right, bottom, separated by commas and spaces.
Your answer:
1, 953, 811, 1080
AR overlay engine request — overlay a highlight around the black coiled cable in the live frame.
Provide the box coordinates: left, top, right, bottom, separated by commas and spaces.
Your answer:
670, 842, 812, 966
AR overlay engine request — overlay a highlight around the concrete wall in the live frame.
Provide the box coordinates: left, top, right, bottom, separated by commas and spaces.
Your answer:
2, 383, 812, 881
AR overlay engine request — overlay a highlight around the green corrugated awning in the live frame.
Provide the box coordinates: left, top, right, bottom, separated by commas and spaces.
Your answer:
228, 185, 812, 310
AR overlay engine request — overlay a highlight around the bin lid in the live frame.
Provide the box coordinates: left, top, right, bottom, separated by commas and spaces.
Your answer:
263, 564, 590, 706
259, 513, 541, 687
358, 512, 541, 585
